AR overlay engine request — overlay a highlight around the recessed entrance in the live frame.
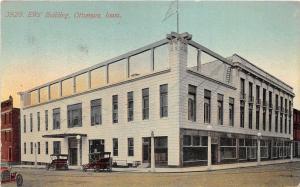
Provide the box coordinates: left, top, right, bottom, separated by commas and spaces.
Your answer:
68, 138, 78, 166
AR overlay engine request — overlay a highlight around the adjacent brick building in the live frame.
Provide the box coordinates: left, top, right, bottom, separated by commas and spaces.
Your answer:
1, 96, 21, 163
294, 108, 300, 157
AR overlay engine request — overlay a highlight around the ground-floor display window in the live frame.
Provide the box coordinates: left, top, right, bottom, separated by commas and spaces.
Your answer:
260, 140, 269, 159
220, 137, 236, 161
183, 135, 208, 164
89, 139, 104, 162
239, 138, 257, 161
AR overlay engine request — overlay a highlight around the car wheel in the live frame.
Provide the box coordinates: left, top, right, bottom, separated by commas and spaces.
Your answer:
16, 174, 23, 187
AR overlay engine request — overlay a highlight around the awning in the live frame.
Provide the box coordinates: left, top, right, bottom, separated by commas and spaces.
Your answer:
42, 133, 87, 138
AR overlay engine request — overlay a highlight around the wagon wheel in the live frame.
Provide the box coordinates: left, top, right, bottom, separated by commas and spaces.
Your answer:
16, 174, 23, 187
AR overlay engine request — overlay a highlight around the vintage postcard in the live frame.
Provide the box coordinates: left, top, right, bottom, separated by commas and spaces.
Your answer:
1, 0, 300, 186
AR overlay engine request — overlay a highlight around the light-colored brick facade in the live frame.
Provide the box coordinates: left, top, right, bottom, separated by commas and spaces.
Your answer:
19, 32, 294, 168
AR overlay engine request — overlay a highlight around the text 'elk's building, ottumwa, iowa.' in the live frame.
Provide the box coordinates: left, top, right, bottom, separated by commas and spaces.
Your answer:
19, 32, 295, 168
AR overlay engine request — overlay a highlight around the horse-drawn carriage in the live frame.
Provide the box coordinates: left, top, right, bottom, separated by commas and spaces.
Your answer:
82, 152, 112, 172
46, 154, 69, 170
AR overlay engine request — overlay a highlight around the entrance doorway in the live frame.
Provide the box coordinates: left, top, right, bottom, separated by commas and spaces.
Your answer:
142, 138, 151, 163
68, 138, 78, 165
211, 144, 218, 164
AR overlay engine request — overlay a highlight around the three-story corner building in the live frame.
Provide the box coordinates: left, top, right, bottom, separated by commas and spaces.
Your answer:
19, 32, 294, 168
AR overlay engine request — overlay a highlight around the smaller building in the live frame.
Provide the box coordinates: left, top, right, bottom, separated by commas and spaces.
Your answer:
294, 108, 300, 157
1, 96, 21, 164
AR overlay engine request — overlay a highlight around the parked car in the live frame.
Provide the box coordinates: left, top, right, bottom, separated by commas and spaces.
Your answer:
82, 152, 112, 172
0, 163, 23, 186
46, 154, 69, 170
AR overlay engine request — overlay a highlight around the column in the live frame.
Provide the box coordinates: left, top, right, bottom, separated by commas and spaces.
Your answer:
151, 131, 155, 172
207, 133, 212, 169
77, 136, 81, 166
290, 141, 293, 161
257, 138, 261, 165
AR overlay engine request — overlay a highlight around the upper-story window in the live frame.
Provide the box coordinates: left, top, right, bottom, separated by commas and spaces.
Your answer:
249, 82, 253, 102
23, 115, 26, 133
53, 108, 60, 130
269, 91, 273, 108
263, 88, 266, 106
188, 85, 196, 122
240, 78, 245, 97
127, 91, 134, 122
45, 110, 48, 131
217, 94, 223, 125
67, 103, 82, 128
240, 106, 245, 128
229, 97, 234, 126
37, 112, 40, 131
204, 89, 211, 123
91, 99, 102, 126
256, 109, 260, 130
112, 95, 118, 123
142, 88, 149, 120
256, 85, 260, 103
160, 84, 168, 118
280, 96, 283, 110
30, 113, 33, 132
275, 94, 279, 109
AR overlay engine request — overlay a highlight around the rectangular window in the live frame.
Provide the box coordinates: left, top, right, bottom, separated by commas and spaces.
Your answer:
263, 110, 266, 131
256, 85, 260, 101
128, 138, 134, 156
112, 95, 118, 123
229, 97, 234, 126
275, 112, 279, 132
204, 89, 211, 123
53, 141, 61, 154
91, 67, 106, 88
24, 142, 26, 154
108, 59, 127, 83
269, 91, 273, 108
45, 141, 49, 155
269, 110, 272, 131
50, 82, 60, 100
263, 88, 266, 106
275, 94, 279, 109
160, 84, 168, 118
240, 106, 245, 128
249, 82, 253, 101
280, 114, 283, 133
188, 85, 197, 121
284, 114, 287, 134
61, 78, 73, 97
45, 110, 48, 131
127, 91, 134, 122
113, 138, 118, 156
289, 118, 291, 134
142, 88, 149, 120
91, 99, 102, 126
218, 94, 224, 125
249, 109, 253, 129
37, 112, 40, 131
240, 78, 245, 95
53, 108, 60, 130
30, 113, 33, 132
37, 142, 40, 154
256, 108, 260, 130
30, 142, 33, 154
23, 115, 26, 133
67, 103, 82, 128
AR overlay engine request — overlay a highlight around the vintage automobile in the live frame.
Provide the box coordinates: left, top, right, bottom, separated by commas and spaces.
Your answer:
0, 163, 23, 186
46, 154, 69, 170
82, 152, 112, 172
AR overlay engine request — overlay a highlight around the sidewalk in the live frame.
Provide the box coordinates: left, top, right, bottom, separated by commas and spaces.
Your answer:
12, 158, 300, 173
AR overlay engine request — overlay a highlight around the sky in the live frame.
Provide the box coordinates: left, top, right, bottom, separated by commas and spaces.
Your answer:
1, 1, 300, 108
